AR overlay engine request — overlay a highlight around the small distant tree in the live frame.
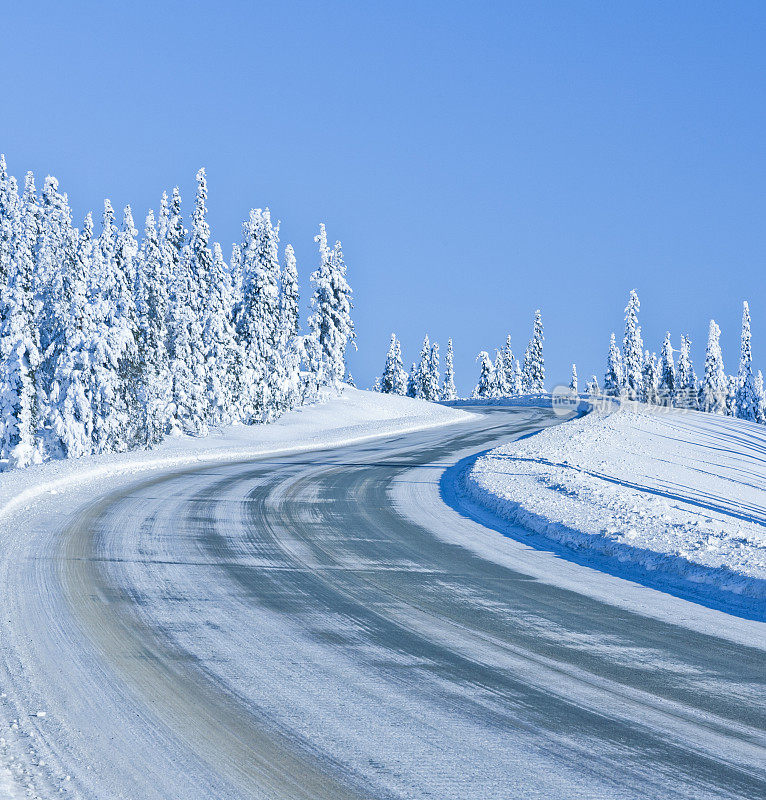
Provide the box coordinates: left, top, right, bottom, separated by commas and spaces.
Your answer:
755, 371, 766, 424
622, 290, 643, 399
725, 375, 738, 417
603, 332, 622, 397
701, 320, 727, 414
406, 362, 418, 398
569, 364, 578, 397
441, 338, 457, 400
676, 334, 698, 409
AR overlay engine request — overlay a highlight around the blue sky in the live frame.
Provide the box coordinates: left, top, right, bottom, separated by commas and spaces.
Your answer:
2, 1, 765, 393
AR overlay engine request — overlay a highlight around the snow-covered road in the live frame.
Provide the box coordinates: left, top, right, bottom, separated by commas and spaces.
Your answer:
1, 407, 764, 798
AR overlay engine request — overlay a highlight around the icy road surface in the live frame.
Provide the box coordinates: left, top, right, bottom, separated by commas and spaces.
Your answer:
1, 407, 764, 799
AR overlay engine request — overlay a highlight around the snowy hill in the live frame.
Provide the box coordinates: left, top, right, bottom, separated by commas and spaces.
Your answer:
466, 404, 766, 616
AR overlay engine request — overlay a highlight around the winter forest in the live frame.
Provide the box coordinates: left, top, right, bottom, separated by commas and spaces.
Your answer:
378, 289, 766, 424
0, 156, 354, 469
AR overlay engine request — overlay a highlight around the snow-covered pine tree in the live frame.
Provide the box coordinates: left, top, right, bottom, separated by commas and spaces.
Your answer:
0, 172, 43, 467
473, 351, 495, 399
381, 334, 403, 394
306, 225, 354, 392
441, 338, 457, 401
47, 214, 96, 458
235, 207, 281, 422
676, 334, 698, 409
522, 310, 545, 393
641, 351, 659, 404
415, 335, 431, 400
427, 341, 440, 401
406, 362, 418, 398
276, 243, 301, 414
659, 332, 675, 406
371, 376, 381, 392
725, 376, 738, 417
569, 364, 578, 397
135, 209, 171, 444
603, 332, 622, 397
512, 358, 523, 395
0, 159, 21, 454
165, 187, 207, 435
622, 290, 643, 399
735, 301, 759, 422
756, 371, 766, 424
586, 375, 599, 398
36, 175, 75, 401
701, 320, 727, 414
497, 334, 514, 397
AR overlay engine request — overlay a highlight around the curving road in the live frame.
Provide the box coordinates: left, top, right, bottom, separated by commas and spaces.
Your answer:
1, 407, 765, 799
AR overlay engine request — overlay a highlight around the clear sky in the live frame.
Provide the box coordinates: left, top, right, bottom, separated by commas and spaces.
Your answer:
2, 1, 765, 394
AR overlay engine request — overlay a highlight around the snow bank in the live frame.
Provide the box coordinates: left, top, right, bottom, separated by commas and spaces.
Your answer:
466, 404, 766, 614
0, 388, 472, 522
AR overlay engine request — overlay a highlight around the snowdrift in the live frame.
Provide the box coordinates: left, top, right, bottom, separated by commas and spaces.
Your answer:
466, 403, 766, 616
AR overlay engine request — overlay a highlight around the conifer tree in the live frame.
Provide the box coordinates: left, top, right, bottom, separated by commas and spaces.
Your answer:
47, 214, 96, 458
659, 332, 675, 406
586, 375, 600, 398
511, 358, 523, 395
427, 341, 440, 401
135, 209, 171, 443
756, 370, 766, 424
569, 364, 578, 397
0, 172, 43, 466
641, 351, 659, 404
701, 320, 727, 414
604, 332, 622, 397
676, 334, 698, 409
622, 290, 643, 399
735, 301, 759, 422
381, 334, 407, 395
307, 225, 354, 391
725, 376, 738, 417
473, 351, 495, 398
416, 335, 431, 400
277, 243, 301, 413
441, 338, 457, 401
494, 335, 514, 396
406, 362, 418, 398
522, 310, 545, 393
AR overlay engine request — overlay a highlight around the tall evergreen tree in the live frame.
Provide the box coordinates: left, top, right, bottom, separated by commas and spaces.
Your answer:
755, 370, 766, 424
473, 351, 495, 398
47, 214, 96, 458
735, 301, 759, 422
511, 358, 523, 395
622, 289, 643, 399
441, 338, 457, 401
235, 207, 281, 422
0, 173, 43, 465
676, 334, 698, 409
381, 334, 407, 395
276, 243, 302, 414
135, 209, 171, 443
522, 310, 545, 393
641, 351, 659, 404
426, 341, 440, 401
496, 334, 514, 396
307, 225, 354, 392
701, 319, 727, 414
604, 332, 622, 397
725, 375, 738, 417
415, 335, 431, 400
406, 362, 418, 398
659, 332, 675, 405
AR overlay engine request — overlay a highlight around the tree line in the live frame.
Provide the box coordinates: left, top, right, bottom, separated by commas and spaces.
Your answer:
0, 156, 354, 468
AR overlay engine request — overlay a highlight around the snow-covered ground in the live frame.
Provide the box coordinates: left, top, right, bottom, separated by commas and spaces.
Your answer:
466, 403, 766, 616
0, 387, 471, 523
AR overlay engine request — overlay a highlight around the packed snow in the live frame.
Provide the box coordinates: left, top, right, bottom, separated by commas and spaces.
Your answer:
0, 387, 471, 523
466, 403, 766, 615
